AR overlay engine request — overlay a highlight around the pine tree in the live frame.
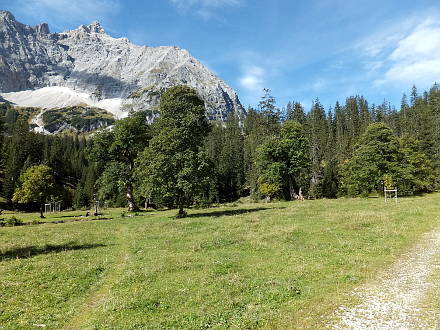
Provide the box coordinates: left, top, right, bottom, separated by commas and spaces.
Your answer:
306, 98, 328, 198
286, 102, 306, 124
243, 108, 275, 198
258, 88, 281, 136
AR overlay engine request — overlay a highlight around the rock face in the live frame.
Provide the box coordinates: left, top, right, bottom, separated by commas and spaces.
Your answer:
0, 11, 245, 120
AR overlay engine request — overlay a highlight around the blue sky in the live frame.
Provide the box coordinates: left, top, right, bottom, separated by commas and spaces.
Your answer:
2, 0, 440, 111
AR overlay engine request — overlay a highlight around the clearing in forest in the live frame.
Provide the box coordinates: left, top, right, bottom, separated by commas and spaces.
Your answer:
1, 195, 440, 328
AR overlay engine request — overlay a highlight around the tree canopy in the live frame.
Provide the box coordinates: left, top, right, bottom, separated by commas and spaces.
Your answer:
256, 120, 309, 200
89, 111, 151, 211
340, 122, 435, 196
137, 86, 213, 216
1, 83, 440, 211
12, 165, 58, 217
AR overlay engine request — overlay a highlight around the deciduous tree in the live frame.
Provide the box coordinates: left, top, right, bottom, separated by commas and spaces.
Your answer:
137, 86, 213, 217
12, 165, 58, 218
89, 111, 151, 211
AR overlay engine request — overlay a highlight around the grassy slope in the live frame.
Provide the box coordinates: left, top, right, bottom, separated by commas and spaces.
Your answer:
1, 194, 440, 329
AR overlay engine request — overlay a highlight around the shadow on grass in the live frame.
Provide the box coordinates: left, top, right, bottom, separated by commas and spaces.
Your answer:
188, 207, 285, 218
0, 242, 106, 261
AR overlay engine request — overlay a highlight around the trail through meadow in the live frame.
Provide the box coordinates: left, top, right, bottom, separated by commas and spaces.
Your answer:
331, 224, 440, 329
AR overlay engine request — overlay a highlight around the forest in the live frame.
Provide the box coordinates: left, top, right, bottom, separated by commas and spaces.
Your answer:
1, 84, 439, 213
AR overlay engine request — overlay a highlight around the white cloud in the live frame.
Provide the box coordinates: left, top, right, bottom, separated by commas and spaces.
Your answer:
15, 0, 121, 29
360, 15, 440, 88
239, 65, 265, 92
169, 0, 241, 18
377, 59, 440, 86
390, 25, 440, 62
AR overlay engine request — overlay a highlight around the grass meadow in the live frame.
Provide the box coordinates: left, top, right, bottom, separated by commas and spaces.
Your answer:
1, 194, 440, 329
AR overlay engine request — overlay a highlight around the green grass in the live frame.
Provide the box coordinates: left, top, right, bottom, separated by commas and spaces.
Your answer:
1, 194, 440, 329
0, 208, 116, 224
418, 252, 440, 326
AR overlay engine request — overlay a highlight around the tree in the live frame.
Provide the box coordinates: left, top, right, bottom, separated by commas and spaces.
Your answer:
286, 101, 306, 124
256, 121, 309, 200
243, 108, 271, 198
2, 119, 44, 201
89, 111, 151, 211
306, 99, 328, 198
397, 135, 435, 195
340, 122, 412, 196
258, 88, 281, 136
12, 165, 58, 218
205, 113, 245, 202
340, 123, 398, 195
137, 86, 213, 217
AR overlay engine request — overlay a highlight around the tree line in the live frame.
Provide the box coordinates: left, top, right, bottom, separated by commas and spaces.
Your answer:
1, 84, 439, 215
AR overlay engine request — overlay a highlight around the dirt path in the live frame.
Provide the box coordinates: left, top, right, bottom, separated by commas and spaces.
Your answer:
62, 226, 130, 330
330, 225, 440, 329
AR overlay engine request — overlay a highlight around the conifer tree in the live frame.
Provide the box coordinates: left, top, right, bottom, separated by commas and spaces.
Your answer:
306, 99, 328, 198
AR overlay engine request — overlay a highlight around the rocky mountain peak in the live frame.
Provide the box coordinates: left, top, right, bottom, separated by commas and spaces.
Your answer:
0, 10, 15, 22
0, 12, 246, 123
69, 21, 106, 35
34, 23, 50, 36
87, 21, 105, 34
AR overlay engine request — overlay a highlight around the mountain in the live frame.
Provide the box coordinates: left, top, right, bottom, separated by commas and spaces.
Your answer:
0, 10, 245, 130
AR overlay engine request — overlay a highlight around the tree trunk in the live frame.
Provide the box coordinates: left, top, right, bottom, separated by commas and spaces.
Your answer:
126, 183, 139, 212
288, 178, 296, 201
40, 204, 45, 219
177, 204, 187, 218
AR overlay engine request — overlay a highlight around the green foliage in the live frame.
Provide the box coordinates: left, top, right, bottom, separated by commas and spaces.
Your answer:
383, 174, 395, 189
2, 120, 45, 200
89, 111, 151, 211
205, 113, 245, 202
2, 83, 440, 208
0, 216, 23, 227
12, 165, 58, 216
256, 121, 309, 200
397, 135, 435, 194
42, 106, 115, 133
286, 101, 306, 124
306, 99, 329, 198
258, 88, 281, 136
137, 86, 213, 215
96, 162, 130, 207
258, 182, 281, 200
340, 123, 400, 196
340, 123, 434, 196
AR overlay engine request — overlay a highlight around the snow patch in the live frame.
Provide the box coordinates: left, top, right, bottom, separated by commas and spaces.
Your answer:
0, 86, 127, 119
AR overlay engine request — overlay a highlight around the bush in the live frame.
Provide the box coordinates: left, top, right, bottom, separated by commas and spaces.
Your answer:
0, 216, 23, 227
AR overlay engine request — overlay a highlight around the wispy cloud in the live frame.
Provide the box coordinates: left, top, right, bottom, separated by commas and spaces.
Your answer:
169, 0, 241, 18
239, 65, 265, 93
10, 0, 121, 30
359, 13, 440, 88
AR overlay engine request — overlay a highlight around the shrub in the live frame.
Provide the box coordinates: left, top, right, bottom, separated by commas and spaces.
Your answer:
0, 216, 23, 227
